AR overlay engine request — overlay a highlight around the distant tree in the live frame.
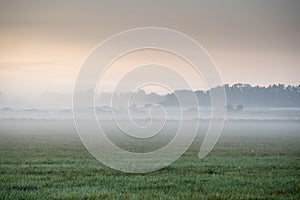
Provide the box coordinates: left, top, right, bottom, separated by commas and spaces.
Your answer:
236, 104, 244, 112
226, 104, 235, 112
161, 84, 300, 108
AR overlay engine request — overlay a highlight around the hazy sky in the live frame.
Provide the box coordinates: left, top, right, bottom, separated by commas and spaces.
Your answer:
0, 0, 300, 100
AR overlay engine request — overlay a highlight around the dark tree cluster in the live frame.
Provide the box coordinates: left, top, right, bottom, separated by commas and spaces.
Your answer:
162, 84, 300, 108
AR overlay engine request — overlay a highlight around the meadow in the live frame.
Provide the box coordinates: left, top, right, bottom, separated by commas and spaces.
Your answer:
0, 119, 299, 199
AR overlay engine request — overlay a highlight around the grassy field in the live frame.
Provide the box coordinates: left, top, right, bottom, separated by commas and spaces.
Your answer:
0, 120, 299, 199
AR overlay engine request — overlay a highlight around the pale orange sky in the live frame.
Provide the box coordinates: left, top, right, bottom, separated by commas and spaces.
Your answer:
0, 0, 300, 101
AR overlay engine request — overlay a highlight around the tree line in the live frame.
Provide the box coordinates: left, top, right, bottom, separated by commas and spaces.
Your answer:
162, 84, 300, 108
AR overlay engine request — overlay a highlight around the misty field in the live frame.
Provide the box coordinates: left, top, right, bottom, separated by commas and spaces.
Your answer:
0, 120, 299, 199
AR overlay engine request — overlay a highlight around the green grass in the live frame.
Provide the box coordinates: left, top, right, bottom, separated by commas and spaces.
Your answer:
0, 120, 299, 199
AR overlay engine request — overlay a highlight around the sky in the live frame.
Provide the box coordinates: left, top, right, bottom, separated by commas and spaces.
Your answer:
0, 0, 300, 107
